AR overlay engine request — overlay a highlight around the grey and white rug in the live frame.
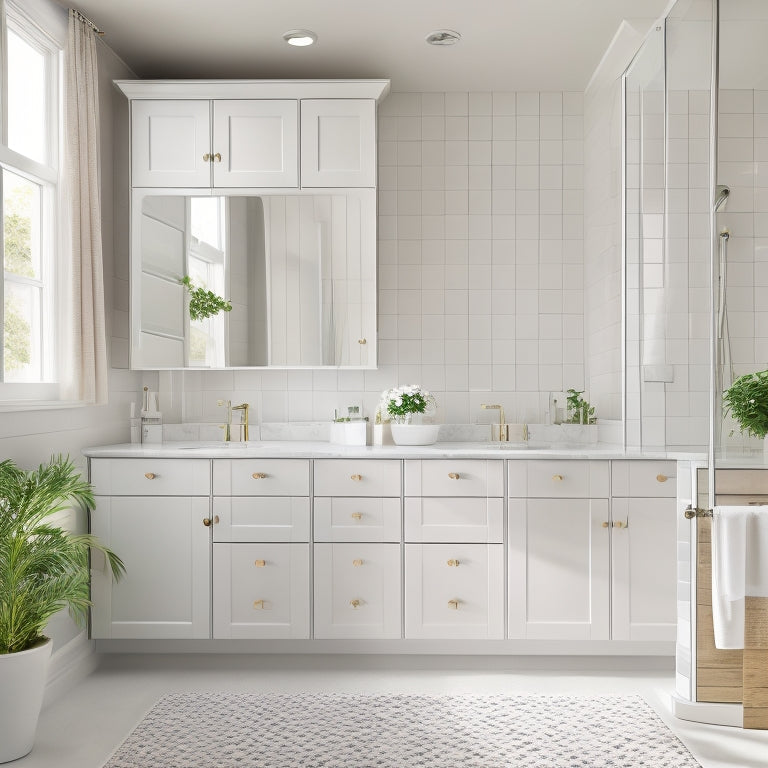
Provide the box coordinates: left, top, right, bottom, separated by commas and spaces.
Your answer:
103, 692, 700, 767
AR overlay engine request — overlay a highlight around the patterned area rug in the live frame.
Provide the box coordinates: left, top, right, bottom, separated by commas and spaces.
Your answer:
103, 693, 700, 767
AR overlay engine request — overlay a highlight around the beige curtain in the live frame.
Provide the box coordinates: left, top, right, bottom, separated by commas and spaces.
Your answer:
62, 9, 107, 404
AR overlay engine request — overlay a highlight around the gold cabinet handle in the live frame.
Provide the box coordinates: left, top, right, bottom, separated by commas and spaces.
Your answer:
203, 518, 212, 527
447, 559, 460, 567
358, 338, 367, 345
213, 152, 222, 162
350, 599, 361, 609
213, 515, 219, 525
448, 599, 460, 610
448, 472, 460, 480
254, 559, 266, 567
203, 152, 211, 162
613, 521, 628, 529
144, 472, 156, 480
351, 512, 363, 520
350, 474, 363, 481
656, 474, 668, 483
253, 599, 264, 609
602, 521, 610, 528
252, 472, 268, 479
552, 474, 564, 482
353, 559, 363, 567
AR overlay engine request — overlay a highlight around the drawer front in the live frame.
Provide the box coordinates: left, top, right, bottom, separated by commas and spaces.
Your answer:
508, 460, 609, 498
90, 458, 210, 496
611, 460, 676, 497
313, 459, 401, 497
314, 497, 401, 542
212, 459, 309, 496
405, 497, 503, 543
405, 459, 504, 497
405, 543, 504, 639
314, 543, 401, 639
213, 543, 310, 639
213, 497, 310, 543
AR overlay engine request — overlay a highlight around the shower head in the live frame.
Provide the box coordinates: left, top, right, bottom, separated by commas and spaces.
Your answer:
714, 185, 730, 211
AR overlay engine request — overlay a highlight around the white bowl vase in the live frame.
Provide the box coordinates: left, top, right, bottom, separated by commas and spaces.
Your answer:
0, 637, 52, 763
390, 423, 440, 446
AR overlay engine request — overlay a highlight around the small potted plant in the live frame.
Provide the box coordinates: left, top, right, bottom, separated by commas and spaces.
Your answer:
723, 369, 768, 455
378, 385, 439, 445
0, 456, 124, 762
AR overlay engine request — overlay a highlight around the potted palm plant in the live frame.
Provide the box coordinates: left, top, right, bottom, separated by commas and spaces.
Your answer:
0, 456, 124, 763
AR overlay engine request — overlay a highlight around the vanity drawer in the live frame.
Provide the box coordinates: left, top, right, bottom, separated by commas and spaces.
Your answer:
404, 460, 504, 497
212, 459, 309, 496
611, 460, 677, 497
213, 497, 310, 543
314, 497, 401, 542
508, 460, 609, 498
313, 459, 401, 497
90, 458, 210, 496
405, 497, 503, 543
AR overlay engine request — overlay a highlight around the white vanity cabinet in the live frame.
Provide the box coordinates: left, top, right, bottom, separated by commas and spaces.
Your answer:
90, 459, 212, 639
404, 460, 505, 639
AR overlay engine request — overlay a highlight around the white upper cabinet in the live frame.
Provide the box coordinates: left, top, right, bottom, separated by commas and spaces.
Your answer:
301, 99, 376, 188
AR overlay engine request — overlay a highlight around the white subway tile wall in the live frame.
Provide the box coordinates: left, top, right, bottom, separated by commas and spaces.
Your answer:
182, 92, 586, 427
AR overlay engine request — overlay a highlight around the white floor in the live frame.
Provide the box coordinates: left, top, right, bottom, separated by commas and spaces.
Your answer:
13, 654, 768, 768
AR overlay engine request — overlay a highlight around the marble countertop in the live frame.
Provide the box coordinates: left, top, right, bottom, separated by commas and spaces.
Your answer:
82, 441, 705, 461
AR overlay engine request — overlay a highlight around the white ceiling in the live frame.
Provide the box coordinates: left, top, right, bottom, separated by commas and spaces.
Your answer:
59, 0, 670, 91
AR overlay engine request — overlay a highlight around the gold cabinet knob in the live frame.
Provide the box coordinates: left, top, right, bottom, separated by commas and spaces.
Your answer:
602, 521, 610, 528
448, 472, 460, 480
203, 153, 212, 162
351, 512, 363, 520
552, 474, 563, 482
144, 472, 156, 480
252, 472, 268, 479
254, 559, 266, 567
213, 152, 222, 162
447, 559, 460, 567
213, 515, 219, 525
350, 474, 363, 481
656, 474, 668, 483
203, 518, 212, 527
350, 599, 361, 609
253, 599, 264, 609
448, 599, 460, 610
613, 521, 628, 529
358, 338, 367, 345
353, 559, 363, 567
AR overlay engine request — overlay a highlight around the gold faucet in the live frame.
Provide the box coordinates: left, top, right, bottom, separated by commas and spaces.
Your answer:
217, 399, 232, 441
481, 403, 509, 442
232, 403, 250, 442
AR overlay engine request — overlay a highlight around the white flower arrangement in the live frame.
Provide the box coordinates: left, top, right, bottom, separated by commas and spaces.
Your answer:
378, 385, 436, 423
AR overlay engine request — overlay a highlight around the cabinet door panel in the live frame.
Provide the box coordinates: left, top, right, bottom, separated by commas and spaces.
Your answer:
611, 497, 677, 641
508, 498, 610, 640
132, 100, 211, 187
91, 496, 211, 639
213, 543, 309, 639
405, 544, 504, 639
314, 543, 401, 638
213, 100, 298, 187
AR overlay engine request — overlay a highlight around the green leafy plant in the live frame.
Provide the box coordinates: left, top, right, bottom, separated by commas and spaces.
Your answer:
379, 385, 436, 421
723, 369, 768, 439
0, 456, 125, 654
565, 388, 596, 425
180, 276, 232, 321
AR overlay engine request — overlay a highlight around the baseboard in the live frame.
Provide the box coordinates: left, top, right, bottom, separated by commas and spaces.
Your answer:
671, 694, 743, 727
43, 632, 98, 707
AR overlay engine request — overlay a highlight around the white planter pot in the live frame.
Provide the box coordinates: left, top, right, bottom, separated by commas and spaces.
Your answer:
0, 637, 52, 763
390, 424, 440, 446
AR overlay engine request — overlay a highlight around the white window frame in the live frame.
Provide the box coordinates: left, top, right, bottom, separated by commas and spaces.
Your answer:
0, 1, 62, 404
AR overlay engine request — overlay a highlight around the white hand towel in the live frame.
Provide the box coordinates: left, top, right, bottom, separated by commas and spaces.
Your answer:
711, 506, 768, 649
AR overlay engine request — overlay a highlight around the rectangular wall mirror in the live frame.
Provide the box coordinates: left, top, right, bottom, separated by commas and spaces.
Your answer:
130, 189, 376, 369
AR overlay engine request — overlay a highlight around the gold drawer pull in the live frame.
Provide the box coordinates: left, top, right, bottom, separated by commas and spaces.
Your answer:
254, 559, 266, 567
358, 338, 367, 345
552, 474, 563, 482
203, 152, 211, 162
252, 472, 268, 479
447, 559, 460, 567
350, 474, 363, 481
253, 599, 264, 609
203, 517, 212, 527
613, 521, 628, 529
353, 559, 363, 567
448, 472, 460, 480
602, 521, 609, 528
448, 599, 460, 610
351, 512, 363, 521
144, 472, 156, 480
213, 152, 222, 162
656, 474, 668, 483
350, 599, 361, 609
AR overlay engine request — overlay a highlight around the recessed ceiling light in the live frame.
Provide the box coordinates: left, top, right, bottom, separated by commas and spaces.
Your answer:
425, 29, 461, 46
283, 29, 317, 47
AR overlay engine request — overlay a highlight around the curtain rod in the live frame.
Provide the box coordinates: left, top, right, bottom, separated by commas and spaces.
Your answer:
72, 8, 105, 35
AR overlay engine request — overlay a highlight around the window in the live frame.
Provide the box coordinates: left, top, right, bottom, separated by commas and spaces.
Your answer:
0, 4, 60, 398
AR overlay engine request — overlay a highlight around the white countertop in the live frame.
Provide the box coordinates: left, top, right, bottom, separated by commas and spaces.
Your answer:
82, 441, 705, 461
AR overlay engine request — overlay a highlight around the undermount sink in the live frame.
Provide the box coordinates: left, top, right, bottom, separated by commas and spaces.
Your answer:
171, 441, 262, 450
